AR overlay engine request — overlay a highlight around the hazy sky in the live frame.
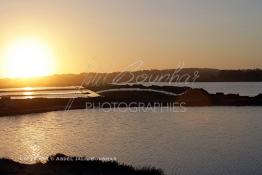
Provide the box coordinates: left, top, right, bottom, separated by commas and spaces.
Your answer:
0, 0, 262, 77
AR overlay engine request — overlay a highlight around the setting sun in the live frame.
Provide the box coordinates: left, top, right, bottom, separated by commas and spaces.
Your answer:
3, 38, 55, 78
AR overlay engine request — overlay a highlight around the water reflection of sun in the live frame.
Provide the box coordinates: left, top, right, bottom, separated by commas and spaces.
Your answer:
23, 92, 33, 96
15, 112, 64, 163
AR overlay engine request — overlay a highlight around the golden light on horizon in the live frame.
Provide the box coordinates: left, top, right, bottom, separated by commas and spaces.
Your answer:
23, 87, 33, 91
3, 38, 55, 78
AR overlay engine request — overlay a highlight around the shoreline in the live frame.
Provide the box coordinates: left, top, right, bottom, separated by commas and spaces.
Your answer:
0, 153, 164, 175
1, 85, 262, 117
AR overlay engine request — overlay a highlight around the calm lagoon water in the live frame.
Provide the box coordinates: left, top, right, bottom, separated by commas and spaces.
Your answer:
189, 82, 262, 96
0, 107, 262, 175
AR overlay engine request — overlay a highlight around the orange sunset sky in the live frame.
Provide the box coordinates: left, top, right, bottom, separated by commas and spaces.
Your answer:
0, 0, 262, 78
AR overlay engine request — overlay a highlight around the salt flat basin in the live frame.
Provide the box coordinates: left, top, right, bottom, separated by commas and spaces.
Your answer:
0, 86, 99, 99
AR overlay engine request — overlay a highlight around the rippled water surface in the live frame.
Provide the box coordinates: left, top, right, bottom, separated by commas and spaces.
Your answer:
1, 107, 262, 175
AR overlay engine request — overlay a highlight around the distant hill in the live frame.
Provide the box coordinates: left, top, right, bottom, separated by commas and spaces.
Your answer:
0, 68, 262, 88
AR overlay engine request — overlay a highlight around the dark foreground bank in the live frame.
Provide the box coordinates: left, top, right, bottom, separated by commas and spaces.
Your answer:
0, 153, 164, 175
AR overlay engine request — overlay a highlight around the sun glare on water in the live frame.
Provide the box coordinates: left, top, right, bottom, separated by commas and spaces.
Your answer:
4, 38, 55, 78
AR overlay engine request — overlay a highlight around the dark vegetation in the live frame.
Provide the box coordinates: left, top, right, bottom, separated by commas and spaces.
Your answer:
0, 153, 164, 175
